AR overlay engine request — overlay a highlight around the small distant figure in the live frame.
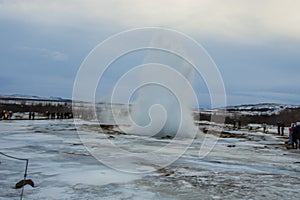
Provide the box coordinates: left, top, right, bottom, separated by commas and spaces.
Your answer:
45, 111, 50, 119
277, 121, 282, 135
289, 124, 295, 145
32, 112, 35, 120
262, 123, 267, 133
8, 111, 13, 119
3, 110, 9, 120
65, 112, 73, 119
292, 122, 300, 149
281, 123, 285, 136
29, 112, 32, 120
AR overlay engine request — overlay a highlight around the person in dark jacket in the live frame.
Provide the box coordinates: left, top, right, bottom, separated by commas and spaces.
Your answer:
281, 123, 285, 136
277, 121, 282, 135
289, 124, 295, 145
292, 122, 300, 149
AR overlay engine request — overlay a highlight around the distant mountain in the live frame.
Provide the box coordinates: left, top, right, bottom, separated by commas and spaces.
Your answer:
223, 103, 300, 116
0, 94, 71, 101
196, 103, 300, 125
199, 103, 300, 125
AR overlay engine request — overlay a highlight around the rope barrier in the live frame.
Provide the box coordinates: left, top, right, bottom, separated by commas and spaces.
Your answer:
0, 152, 29, 200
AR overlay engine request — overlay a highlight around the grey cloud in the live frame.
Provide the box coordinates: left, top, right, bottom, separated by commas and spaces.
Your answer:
1, 0, 300, 43
1, 1, 300, 107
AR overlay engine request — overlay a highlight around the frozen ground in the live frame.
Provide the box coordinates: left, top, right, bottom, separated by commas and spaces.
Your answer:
1, 120, 300, 200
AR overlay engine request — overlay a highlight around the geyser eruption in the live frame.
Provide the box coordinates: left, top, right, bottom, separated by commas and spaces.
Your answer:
73, 28, 225, 172
126, 34, 198, 138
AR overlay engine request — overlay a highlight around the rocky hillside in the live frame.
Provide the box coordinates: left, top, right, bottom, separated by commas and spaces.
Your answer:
197, 103, 300, 126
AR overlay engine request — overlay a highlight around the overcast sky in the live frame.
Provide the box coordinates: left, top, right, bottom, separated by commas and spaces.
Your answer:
1, 0, 300, 107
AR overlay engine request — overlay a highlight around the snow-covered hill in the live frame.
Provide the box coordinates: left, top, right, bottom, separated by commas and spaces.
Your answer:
220, 103, 300, 116
0, 94, 71, 101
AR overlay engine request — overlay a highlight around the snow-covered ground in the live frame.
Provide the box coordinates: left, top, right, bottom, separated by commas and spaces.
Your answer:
1, 120, 300, 199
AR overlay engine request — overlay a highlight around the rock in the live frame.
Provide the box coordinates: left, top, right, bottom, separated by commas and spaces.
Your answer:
100, 125, 115, 130
227, 145, 236, 148
15, 179, 34, 189
161, 135, 173, 139
165, 171, 175, 176
284, 141, 289, 144
202, 128, 208, 133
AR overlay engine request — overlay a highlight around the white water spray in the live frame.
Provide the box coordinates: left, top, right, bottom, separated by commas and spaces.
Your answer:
126, 33, 198, 138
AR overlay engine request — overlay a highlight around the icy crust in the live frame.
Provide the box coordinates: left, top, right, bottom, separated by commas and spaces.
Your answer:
1, 120, 300, 199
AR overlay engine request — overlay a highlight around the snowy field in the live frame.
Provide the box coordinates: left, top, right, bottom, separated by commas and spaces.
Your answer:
1, 120, 300, 199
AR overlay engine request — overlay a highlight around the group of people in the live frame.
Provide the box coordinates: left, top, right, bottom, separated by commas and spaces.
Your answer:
232, 120, 242, 129
277, 121, 285, 136
1, 110, 73, 120
0, 110, 13, 120
28, 112, 35, 120
45, 111, 73, 119
289, 122, 300, 149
